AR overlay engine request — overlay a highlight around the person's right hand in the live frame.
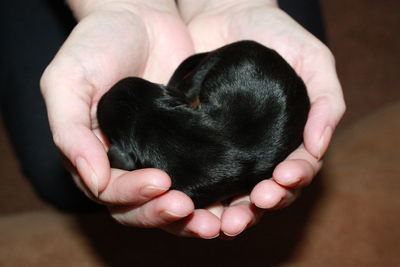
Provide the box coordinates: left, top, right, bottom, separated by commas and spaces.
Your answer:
40, 0, 221, 238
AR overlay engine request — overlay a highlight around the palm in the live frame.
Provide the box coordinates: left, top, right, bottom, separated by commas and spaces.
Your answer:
59, 9, 194, 118
44, 7, 195, 153
187, 6, 317, 78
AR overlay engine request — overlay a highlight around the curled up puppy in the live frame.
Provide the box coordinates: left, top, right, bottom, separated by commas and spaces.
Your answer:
97, 40, 310, 208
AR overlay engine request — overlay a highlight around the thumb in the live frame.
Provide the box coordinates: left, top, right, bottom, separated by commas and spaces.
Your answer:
40, 63, 110, 197
302, 49, 346, 160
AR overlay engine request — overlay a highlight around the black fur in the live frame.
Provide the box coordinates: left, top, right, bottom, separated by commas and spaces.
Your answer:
97, 41, 310, 208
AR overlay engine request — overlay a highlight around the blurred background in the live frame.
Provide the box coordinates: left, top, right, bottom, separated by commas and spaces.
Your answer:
1, 0, 399, 266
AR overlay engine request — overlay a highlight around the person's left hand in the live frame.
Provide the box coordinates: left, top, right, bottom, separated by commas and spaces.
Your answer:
40, 0, 222, 239
176, 0, 346, 237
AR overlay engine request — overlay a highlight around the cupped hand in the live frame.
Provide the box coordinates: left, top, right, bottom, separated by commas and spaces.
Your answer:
178, 0, 346, 237
40, 0, 221, 238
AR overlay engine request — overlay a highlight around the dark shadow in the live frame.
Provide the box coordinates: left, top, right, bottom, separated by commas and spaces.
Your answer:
75, 174, 324, 267
279, 0, 327, 43
0, 0, 98, 213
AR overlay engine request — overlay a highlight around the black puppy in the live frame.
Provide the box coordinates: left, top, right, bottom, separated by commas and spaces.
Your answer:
97, 40, 310, 208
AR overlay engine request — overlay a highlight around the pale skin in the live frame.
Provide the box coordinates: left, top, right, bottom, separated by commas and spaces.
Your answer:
40, 0, 345, 238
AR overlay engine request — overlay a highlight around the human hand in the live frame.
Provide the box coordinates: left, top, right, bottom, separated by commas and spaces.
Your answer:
40, 0, 223, 238
178, 0, 346, 236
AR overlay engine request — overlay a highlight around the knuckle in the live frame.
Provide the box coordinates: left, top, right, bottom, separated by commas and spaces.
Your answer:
321, 46, 335, 62
51, 129, 63, 148
39, 65, 54, 96
338, 100, 347, 118
311, 42, 336, 64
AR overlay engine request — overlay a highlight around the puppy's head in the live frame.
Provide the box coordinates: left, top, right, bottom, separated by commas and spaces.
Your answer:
97, 77, 168, 170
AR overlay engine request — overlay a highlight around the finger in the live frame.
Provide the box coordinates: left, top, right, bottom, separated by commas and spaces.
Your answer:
250, 179, 298, 209
220, 196, 264, 237
302, 47, 346, 159
274, 189, 301, 209
273, 144, 322, 188
97, 168, 171, 205
110, 190, 194, 228
162, 209, 221, 239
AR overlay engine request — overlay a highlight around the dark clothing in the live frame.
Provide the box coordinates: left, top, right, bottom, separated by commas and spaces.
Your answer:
0, 0, 326, 212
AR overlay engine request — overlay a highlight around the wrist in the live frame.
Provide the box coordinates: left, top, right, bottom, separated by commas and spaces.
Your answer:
67, 0, 177, 20
177, 0, 278, 22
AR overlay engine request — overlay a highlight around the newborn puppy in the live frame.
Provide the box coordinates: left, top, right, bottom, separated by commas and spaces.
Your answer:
97, 40, 310, 208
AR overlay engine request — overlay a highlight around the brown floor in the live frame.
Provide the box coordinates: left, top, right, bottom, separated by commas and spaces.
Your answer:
325, 0, 400, 126
1, 0, 400, 266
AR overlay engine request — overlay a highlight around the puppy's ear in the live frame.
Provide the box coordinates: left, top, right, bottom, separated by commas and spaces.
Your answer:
107, 145, 139, 171
168, 52, 209, 89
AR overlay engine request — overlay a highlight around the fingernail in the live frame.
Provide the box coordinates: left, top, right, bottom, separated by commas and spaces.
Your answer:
140, 185, 169, 198
162, 210, 189, 218
223, 225, 246, 237
276, 190, 299, 209
223, 231, 240, 237
279, 176, 301, 187
75, 157, 99, 197
207, 205, 224, 219
201, 232, 220, 239
318, 126, 333, 160
230, 196, 251, 206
